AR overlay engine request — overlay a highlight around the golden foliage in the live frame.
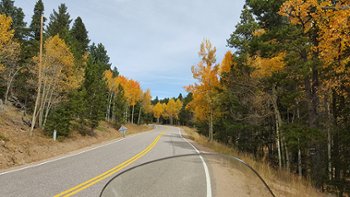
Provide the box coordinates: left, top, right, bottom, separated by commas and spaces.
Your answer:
0, 14, 20, 74
186, 39, 221, 122
219, 50, 234, 75
43, 35, 80, 92
164, 98, 183, 120
252, 28, 267, 37
279, 0, 350, 93
0, 14, 14, 49
249, 52, 286, 78
104, 70, 120, 93
153, 102, 164, 119
142, 89, 153, 113
118, 76, 142, 106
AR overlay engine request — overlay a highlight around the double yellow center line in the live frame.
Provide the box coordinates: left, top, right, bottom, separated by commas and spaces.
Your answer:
54, 132, 164, 197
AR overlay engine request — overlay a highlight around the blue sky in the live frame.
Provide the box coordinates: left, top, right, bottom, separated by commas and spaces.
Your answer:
16, 0, 245, 99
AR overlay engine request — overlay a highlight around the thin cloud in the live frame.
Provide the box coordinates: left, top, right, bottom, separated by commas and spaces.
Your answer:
16, 0, 245, 98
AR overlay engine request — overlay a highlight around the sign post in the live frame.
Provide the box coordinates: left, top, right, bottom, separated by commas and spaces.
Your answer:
53, 130, 57, 141
118, 125, 128, 138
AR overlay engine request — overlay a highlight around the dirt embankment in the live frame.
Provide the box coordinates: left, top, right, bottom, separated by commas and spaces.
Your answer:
0, 105, 152, 170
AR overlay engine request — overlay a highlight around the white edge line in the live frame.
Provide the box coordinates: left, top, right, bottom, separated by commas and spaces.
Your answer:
0, 125, 159, 176
178, 128, 212, 197
0, 138, 125, 176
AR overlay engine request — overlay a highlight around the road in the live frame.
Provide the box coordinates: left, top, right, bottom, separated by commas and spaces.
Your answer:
0, 125, 212, 197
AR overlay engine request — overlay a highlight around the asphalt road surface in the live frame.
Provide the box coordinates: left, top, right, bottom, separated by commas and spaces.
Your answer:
0, 125, 212, 197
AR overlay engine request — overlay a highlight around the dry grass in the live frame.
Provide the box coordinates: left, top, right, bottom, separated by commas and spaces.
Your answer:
182, 126, 332, 197
0, 105, 153, 170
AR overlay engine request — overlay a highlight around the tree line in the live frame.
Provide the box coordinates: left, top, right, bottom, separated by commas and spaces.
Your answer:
183, 0, 349, 195
0, 0, 164, 137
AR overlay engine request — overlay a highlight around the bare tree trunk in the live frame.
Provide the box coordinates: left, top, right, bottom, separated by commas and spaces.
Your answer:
42, 87, 55, 128
106, 92, 113, 121
111, 98, 115, 122
131, 105, 135, 124
38, 79, 49, 128
4, 67, 21, 104
30, 15, 44, 136
285, 141, 290, 172
157, 117, 159, 124
272, 83, 282, 169
298, 138, 302, 178
297, 103, 302, 178
325, 93, 332, 180
209, 108, 213, 142
137, 107, 142, 125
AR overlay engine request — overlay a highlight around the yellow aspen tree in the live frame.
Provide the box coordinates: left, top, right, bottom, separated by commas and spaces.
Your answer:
174, 99, 183, 124
33, 35, 79, 129
153, 102, 164, 124
249, 52, 286, 169
166, 98, 177, 125
137, 89, 152, 124
185, 39, 220, 142
116, 75, 130, 122
280, 0, 350, 177
219, 50, 234, 75
104, 70, 119, 121
161, 103, 169, 121
0, 14, 21, 103
122, 79, 142, 124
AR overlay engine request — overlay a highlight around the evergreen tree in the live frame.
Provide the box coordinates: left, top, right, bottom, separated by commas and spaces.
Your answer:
112, 85, 127, 127
29, 0, 45, 42
79, 43, 110, 134
89, 43, 111, 70
70, 17, 89, 60
45, 102, 72, 137
178, 93, 193, 126
46, 4, 72, 43
11, 0, 46, 113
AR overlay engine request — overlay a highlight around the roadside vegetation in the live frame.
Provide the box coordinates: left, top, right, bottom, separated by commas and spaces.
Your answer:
178, 1, 349, 196
0, 104, 151, 170
0, 0, 155, 138
182, 127, 326, 197
0, 0, 156, 169
0, 0, 349, 196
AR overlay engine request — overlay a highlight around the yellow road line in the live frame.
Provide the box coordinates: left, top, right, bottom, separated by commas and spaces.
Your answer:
54, 132, 164, 197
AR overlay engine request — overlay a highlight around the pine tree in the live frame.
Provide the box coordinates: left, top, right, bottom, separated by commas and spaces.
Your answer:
80, 43, 110, 134
46, 4, 72, 43
70, 17, 90, 60
30, 0, 45, 42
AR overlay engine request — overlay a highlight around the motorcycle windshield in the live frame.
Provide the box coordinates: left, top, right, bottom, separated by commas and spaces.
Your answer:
100, 153, 275, 197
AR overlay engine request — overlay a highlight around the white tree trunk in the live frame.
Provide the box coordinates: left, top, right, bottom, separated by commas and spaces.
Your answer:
209, 109, 214, 142
272, 83, 282, 169
4, 68, 21, 104
131, 105, 135, 124
30, 15, 44, 136
326, 94, 332, 180
298, 138, 302, 178
42, 87, 55, 128
137, 107, 142, 125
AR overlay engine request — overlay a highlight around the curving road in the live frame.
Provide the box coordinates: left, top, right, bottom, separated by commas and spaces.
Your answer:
0, 125, 211, 197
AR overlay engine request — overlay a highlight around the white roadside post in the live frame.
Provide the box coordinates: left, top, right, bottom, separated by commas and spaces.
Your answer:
53, 130, 57, 141
118, 125, 128, 138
